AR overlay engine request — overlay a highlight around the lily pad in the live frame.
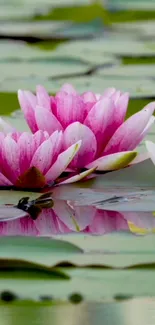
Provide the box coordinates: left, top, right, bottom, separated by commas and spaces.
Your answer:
0, 191, 39, 205
97, 64, 155, 79
109, 0, 155, 10
47, 75, 155, 98
0, 40, 63, 62
0, 4, 44, 21
54, 40, 121, 65
55, 38, 155, 58
0, 21, 71, 39
0, 59, 90, 80
114, 21, 155, 39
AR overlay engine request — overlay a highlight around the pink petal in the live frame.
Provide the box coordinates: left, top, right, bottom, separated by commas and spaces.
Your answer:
95, 93, 102, 100
1, 135, 20, 184
31, 131, 63, 174
82, 91, 96, 103
55, 92, 84, 128
104, 102, 155, 155
18, 133, 35, 174
81, 92, 96, 117
122, 211, 155, 230
34, 208, 69, 235
50, 96, 57, 115
84, 98, 121, 155
18, 90, 38, 133
59, 167, 96, 184
33, 130, 49, 148
102, 91, 129, 127
126, 115, 155, 152
71, 205, 96, 230
0, 172, 13, 186
10, 132, 21, 142
49, 130, 63, 163
45, 141, 81, 183
63, 122, 97, 168
110, 90, 121, 102
59, 83, 77, 95
0, 217, 38, 236
36, 85, 51, 110
0, 133, 5, 160
34, 105, 62, 135
85, 210, 128, 235
86, 151, 137, 171
102, 87, 116, 97
52, 200, 77, 231
135, 116, 155, 146
114, 92, 129, 121
145, 140, 155, 165
53, 200, 96, 231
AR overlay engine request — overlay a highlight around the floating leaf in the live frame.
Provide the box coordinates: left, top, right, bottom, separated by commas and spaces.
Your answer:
97, 64, 155, 79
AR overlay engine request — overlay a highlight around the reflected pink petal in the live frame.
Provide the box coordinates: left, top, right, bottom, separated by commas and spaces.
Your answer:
34, 209, 70, 236
85, 209, 128, 234
0, 217, 38, 236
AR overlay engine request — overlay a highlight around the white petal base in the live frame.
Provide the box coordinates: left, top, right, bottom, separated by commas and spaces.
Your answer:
86, 151, 137, 171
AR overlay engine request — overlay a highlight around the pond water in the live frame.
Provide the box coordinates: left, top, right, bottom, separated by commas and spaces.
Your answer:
1, 0, 155, 323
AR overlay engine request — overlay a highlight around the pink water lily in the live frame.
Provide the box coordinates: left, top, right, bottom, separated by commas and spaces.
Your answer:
17, 84, 155, 182
0, 130, 81, 188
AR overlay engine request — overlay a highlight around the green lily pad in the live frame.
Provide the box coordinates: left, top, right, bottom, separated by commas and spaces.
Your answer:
0, 263, 155, 301
0, 59, 90, 81
114, 21, 155, 39
0, 4, 42, 21
0, 236, 82, 262
54, 40, 121, 65
47, 75, 155, 98
109, 0, 155, 11
54, 38, 155, 58
0, 21, 71, 38
0, 40, 63, 62
0, 190, 39, 205
97, 64, 155, 79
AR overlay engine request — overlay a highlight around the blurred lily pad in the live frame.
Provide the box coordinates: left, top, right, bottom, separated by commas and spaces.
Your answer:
55, 38, 155, 58
0, 40, 63, 61
0, 4, 43, 21
97, 64, 155, 79
0, 21, 71, 39
0, 20, 105, 41
47, 75, 155, 98
0, 59, 90, 81
109, 0, 155, 11
23, 0, 91, 6
114, 21, 155, 39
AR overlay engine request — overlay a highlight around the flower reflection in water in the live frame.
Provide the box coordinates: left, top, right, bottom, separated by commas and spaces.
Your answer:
0, 199, 155, 236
